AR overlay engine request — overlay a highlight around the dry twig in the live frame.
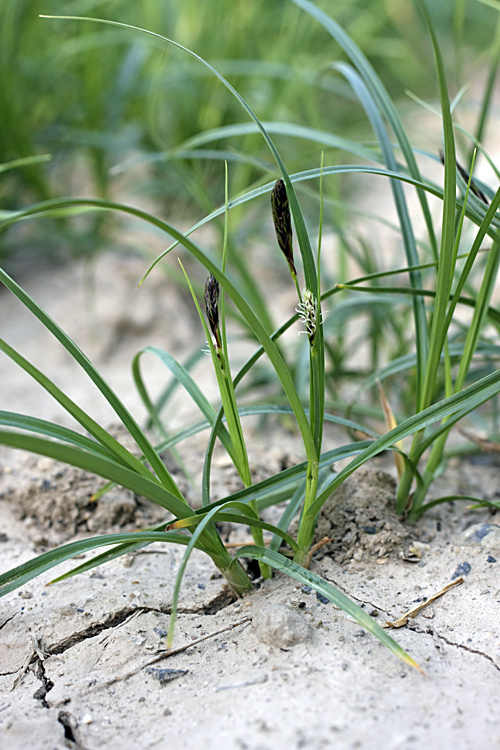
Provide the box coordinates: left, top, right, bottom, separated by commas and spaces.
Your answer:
384, 577, 464, 628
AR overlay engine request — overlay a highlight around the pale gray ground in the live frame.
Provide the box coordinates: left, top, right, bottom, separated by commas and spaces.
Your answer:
1, 253, 499, 750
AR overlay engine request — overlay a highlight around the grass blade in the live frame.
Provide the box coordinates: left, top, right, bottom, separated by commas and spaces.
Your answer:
0, 268, 184, 499
0, 530, 191, 596
309, 365, 500, 519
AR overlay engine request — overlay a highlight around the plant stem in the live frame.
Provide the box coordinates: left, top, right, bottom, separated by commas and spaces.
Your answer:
203, 527, 253, 596
395, 431, 423, 515
217, 556, 254, 597
293, 459, 319, 566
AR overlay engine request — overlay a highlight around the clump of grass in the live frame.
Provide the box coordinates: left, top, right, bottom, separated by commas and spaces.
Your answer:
2, 0, 500, 672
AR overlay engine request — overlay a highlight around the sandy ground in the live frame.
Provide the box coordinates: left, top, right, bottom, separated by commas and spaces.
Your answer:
1, 252, 500, 750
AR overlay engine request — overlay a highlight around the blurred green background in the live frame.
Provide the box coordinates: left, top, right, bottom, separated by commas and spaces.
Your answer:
0, 0, 497, 260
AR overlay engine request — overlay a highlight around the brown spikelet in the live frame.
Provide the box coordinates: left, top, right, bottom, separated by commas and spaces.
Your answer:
204, 273, 221, 350
271, 179, 296, 276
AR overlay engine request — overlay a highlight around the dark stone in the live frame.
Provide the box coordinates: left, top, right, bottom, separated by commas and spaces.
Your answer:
316, 592, 330, 604
153, 627, 168, 638
451, 561, 471, 580
145, 668, 188, 686
362, 526, 377, 535
487, 555, 496, 563
469, 524, 495, 541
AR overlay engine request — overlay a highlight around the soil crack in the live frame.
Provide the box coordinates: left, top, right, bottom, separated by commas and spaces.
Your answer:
46, 589, 236, 655
416, 626, 500, 672
32, 657, 54, 708
0, 613, 16, 631
58, 710, 87, 750
47, 606, 150, 655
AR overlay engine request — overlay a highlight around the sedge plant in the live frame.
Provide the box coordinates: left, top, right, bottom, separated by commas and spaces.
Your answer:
2, 0, 500, 671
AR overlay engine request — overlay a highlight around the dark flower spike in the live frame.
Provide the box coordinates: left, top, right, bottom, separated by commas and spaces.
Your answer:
271, 178, 297, 277
204, 273, 222, 351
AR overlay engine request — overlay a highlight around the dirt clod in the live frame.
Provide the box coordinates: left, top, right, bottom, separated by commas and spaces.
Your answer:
252, 603, 315, 647
313, 467, 410, 563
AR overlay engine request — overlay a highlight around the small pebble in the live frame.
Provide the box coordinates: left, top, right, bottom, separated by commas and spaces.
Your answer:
468, 524, 493, 541
487, 555, 496, 563
316, 592, 330, 605
145, 668, 188, 686
81, 714, 92, 725
451, 561, 471, 580
463, 524, 500, 548
153, 628, 168, 638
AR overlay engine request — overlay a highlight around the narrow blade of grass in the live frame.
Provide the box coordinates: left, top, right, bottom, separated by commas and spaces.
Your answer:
0, 530, 191, 597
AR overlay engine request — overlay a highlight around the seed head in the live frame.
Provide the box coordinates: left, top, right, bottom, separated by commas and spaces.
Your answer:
204, 273, 221, 350
271, 179, 296, 277
296, 287, 318, 344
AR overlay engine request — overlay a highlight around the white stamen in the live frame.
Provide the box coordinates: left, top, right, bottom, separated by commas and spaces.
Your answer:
296, 288, 318, 340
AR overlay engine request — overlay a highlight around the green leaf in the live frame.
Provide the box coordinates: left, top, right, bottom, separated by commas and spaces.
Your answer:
0, 154, 52, 174
0, 269, 184, 500
309, 365, 500, 520
132, 345, 236, 461
334, 60, 428, 407
0, 411, 116, 459
0, 530, 190, 596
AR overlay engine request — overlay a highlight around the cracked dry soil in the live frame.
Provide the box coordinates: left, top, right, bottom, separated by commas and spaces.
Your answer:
1, 252, 500, 750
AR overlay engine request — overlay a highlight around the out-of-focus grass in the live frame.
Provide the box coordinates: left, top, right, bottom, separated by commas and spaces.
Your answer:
1, 0, 495, 260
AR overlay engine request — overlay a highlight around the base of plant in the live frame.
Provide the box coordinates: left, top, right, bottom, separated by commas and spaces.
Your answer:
223, 559, 254, 596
